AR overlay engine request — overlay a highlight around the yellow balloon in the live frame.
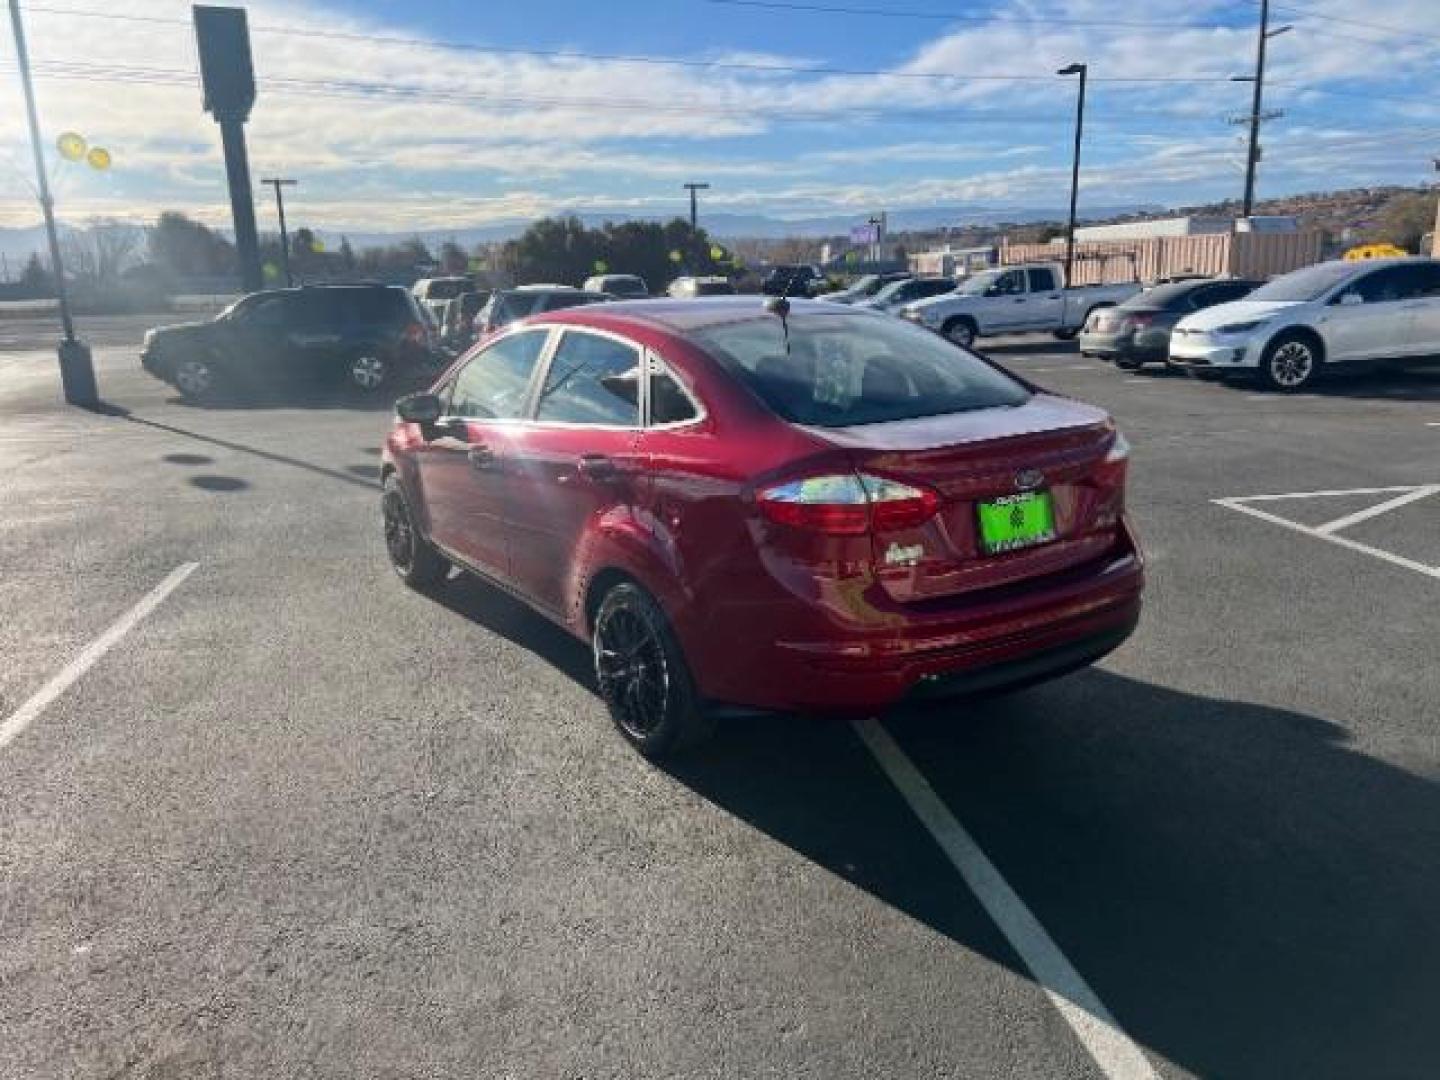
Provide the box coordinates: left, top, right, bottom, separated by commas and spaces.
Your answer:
57, 132, 87, 161
669, 250, 683, 263
710, 245, 725, 261
86, 147, 112, 171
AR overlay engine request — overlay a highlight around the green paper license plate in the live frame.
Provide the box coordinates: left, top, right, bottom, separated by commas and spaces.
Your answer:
977, 491, 1056, 554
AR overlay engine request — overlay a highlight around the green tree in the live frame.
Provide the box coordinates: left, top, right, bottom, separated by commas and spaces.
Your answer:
439, 240, 468, 275
147, 211, 235, 278
338, 236, 356, 272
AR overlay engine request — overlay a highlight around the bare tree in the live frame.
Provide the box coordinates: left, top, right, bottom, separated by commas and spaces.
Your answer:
62, 218, 143, 283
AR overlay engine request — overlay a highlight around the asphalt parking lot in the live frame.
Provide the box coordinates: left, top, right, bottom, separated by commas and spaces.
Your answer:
2, 314, 1438, 1079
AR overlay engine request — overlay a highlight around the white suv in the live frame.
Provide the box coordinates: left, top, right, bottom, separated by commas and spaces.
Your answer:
1169, 258, 1440, 391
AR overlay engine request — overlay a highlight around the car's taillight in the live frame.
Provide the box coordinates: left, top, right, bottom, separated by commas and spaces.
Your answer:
1123, 312, 1155, 330
757, 473, 941, 535
1093, 430, 1130, 530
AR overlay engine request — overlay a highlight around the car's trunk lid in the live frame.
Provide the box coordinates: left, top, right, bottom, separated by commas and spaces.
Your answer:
806, 394, 1124, 603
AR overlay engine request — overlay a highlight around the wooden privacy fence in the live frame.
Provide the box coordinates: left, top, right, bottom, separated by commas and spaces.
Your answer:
1000, 231, 1323, 284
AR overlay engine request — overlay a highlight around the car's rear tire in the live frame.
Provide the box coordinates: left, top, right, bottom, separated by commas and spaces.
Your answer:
593, 582, 714, 759
1259, 331, 1322, 393
942, 316, 978, 349
1053, 327, 1079, 341
1115, 357, 1142, 371
350, 353, 388, 392
382, 475, 449, 588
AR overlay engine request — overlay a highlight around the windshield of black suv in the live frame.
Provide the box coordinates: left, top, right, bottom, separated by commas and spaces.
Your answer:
692, 309, 1030, 426
1247, 262, 1360, 302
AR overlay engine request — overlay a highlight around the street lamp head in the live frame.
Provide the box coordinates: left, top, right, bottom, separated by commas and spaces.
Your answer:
1265, 24, 1293, 38
1057, 63, 1086, 76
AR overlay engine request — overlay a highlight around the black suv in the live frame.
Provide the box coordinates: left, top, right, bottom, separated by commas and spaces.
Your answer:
141, 285, 436, 401
761, 264, 826, 297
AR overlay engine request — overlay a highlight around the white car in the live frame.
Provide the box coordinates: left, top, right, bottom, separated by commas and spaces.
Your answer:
1169, 257, 1440, 391
901, 263, 1140, 348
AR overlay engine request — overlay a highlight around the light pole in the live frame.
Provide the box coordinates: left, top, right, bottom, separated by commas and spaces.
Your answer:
1057, 62, 1087, 288
1232, 2, 1292, 218
8, 0, 97, 407
261, 177, 296, 286
683, 182, 710, 230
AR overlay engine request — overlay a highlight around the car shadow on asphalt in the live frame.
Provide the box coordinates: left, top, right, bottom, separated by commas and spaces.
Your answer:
979, 339, 1080, 358
409, 568, 1439, 1079
676, 675, 1440, 1080
92, 404, 383, 492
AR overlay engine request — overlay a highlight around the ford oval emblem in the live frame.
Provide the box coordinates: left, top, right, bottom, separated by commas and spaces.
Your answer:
1014, 468, 1044, 491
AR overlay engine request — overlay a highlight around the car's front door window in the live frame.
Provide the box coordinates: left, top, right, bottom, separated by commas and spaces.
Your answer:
533, 331, 641, 427
447, 330, 550, 419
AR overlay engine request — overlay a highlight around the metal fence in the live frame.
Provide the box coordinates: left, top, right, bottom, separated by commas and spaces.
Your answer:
1000, 231, 1324, 284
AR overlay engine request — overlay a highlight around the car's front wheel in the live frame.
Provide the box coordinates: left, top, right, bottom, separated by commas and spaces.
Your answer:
172, 357, 220, 402
942, 317, 978, 349
1259, 332, 1322, 392
350, 353, 388, 392
593, 582, 714, 758
382, 475, 449, 588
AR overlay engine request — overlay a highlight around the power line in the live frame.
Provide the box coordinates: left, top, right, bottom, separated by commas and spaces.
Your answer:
19, 3, 1440, 109
19, 4, 1244, 85
1265, 1, 1440, 47
706, 0, 1229, 30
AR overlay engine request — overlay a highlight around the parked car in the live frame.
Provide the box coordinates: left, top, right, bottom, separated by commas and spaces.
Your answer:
474, 286, 610, 339
854, 276, 957, 313
668, 276, 736, 298
440, 290, 490, 350
381, 298, 1143, 757
821, 272, 912, 305
901, 263, 1142, 348
583, 273, 649, 299
412, 276, 474, 324
1169, 257, 1440, 391
141, 284, 436, 401
761, 264, 826, 297
1080, 278, 1261, 369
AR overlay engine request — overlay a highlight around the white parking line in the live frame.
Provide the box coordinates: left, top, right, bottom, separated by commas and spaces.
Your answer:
1214, 493, 1440, 580
1314, 485, 1440, 535
0, 562, 198, 752
853, 718, 1161, 1080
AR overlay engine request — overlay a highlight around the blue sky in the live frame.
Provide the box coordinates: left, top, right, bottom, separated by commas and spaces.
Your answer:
0, 0, 1436, 233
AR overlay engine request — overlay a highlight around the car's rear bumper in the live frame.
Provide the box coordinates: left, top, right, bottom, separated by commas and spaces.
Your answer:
1079, 330, 1168, 363
699, 525, 1144, 715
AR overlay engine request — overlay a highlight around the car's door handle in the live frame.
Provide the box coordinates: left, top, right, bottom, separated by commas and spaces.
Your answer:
577, 454, 618, 481
467, 445, 496, 471
1014, 298, 1027, 303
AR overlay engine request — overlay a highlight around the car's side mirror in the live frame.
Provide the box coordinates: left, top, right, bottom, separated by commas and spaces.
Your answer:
396, 392, 443, 424
1337, 291, 1363, 306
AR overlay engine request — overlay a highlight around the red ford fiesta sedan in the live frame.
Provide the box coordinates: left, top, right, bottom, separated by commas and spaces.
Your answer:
381, 298, 1143, 757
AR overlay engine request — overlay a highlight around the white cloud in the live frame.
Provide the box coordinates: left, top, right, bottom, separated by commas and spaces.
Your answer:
0, 0, 1430, 231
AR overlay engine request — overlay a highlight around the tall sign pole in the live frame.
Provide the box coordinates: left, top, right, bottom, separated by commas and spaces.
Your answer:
1058, 63, 1088, 288
8, 0, 98, 406
194, 6, 262, 292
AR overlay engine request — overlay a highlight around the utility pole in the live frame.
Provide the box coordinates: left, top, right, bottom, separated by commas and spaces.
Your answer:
8, 0, 97, 406
1234, 1, 1291, 218
683, 182, 710, 229
1057, 63, 1087, 288
261, 177, 296, 286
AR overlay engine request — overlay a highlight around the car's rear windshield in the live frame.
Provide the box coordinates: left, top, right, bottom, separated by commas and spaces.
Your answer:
691, 309, 1030, 427
1247, 262, 1358, 302
1125, 282, 1202, 310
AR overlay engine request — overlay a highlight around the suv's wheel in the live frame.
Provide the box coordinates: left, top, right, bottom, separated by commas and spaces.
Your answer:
1053, 327, 1079, 341
351, 354, 388, 392
942, 317, 978, 349
382, 475, 449, 588
593, 582, 714, 758
173, 357, 218, 401
1259, 332, 1321, 392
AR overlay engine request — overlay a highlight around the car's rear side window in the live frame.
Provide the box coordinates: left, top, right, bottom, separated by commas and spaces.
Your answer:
692, 311, 1029, 427
534, 331, 640, 426
448, 330, 549, 419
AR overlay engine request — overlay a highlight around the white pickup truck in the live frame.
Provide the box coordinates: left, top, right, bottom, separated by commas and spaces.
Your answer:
900, 263, 1141, 349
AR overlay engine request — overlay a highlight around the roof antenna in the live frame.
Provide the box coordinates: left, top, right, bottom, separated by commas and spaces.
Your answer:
764, 290, 792, 355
